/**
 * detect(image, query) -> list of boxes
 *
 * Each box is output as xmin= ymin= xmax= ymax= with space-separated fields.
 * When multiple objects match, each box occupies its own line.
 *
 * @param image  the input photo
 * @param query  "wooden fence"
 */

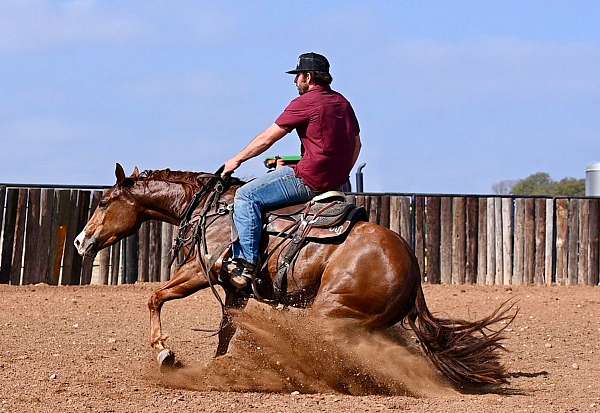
xmin=1 ymin=184 xmax=599 ymax=286
xmin=350 ymin=194 xmax=600 ymax=286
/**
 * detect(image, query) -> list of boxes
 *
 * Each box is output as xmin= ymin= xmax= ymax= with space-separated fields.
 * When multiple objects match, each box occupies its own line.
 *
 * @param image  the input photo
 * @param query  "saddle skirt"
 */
xmin=265 ymin=195 xmax=368 ymax=240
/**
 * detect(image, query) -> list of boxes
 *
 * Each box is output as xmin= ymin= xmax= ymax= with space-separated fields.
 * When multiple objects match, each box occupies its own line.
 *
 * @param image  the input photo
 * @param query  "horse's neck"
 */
xmin=137 ymin=180 xmax=196 ymax=225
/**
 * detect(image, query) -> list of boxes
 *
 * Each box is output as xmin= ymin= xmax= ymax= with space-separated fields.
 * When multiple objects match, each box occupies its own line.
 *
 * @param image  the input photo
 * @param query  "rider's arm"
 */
xmin=351 ymin=134 xmax=362 ymax=167
xmin=223 ymin=124 xmax=288 ymax=176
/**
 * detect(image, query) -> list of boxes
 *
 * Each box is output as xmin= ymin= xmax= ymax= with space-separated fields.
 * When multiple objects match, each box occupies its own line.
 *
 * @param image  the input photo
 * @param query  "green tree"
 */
xmin=509 ymin=172 xmax=585 ymax=196
xmin=511 ymin=172 xmax=553 ymax=196
xmin=551 ymin=178 xmax=585 ymax=196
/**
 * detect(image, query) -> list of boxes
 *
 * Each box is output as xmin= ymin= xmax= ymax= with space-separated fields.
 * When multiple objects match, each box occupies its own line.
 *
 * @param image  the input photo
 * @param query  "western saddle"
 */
xmin=263 ymin=191 xmax=368 ymax=299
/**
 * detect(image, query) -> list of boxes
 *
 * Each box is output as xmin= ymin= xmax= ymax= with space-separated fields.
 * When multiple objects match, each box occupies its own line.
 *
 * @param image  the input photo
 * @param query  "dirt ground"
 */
xmin=1 ymin=282 xmax=599 ymax=413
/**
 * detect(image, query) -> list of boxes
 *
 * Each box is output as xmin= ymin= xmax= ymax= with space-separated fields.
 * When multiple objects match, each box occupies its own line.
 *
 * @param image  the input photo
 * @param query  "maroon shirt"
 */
xmin=275 ymin=85 xmax=360 ymax=192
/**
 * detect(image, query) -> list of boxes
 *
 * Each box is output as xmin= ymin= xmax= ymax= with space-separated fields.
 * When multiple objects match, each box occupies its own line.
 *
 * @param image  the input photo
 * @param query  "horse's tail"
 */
xmin=407 ymin=282 xmax=517 ymax=387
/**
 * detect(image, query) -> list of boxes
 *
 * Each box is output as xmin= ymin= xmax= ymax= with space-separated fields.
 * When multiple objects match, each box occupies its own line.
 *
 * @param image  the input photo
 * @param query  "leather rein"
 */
xmin=170 ymin=165 xmax=232 ymax=335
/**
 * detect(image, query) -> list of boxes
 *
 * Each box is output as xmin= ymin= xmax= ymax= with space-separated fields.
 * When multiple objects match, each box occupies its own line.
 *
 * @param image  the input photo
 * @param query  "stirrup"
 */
xmin=230 ymin=274 xmax=251 ymax=289
xmin=223 ymin=258 xmax=255 ymax=289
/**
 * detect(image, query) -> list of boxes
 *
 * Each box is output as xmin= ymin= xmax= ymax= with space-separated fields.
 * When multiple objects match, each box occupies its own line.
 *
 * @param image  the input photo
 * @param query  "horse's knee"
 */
xmin=147 ymin=292 xmax=162 ymax=311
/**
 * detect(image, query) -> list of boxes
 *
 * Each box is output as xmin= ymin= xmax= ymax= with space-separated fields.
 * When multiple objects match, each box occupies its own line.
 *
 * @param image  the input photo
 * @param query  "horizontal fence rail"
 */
xmin=1 ymin=184 xmax=599 ymax=286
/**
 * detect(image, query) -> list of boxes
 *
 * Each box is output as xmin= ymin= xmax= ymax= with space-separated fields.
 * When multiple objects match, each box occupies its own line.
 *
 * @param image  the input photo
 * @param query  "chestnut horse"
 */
xmin=75 ymin=164 xmax=514 ymax=387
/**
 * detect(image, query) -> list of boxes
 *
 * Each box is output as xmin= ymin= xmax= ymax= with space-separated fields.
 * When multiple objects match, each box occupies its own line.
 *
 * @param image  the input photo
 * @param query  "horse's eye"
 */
xmin=98 ymin=200 xmax=109 ymax=208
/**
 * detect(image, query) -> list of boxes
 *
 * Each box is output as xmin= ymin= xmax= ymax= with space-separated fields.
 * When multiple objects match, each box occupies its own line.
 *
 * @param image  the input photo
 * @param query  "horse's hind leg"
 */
xmin=215 ymin=289 xmax=249 ymax=357
xmin=147 ymin=260 xmax=209 ymax=352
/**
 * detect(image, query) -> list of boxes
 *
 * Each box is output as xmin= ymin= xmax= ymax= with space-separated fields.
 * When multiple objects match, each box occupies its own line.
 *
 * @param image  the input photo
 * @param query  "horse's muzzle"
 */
xmin=74 ymin=231 xmax=97 ymax=257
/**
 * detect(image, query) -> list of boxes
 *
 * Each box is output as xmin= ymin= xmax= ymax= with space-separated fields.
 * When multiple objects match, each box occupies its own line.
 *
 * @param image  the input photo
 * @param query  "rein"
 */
xmin=170 ymin=165 xmax=232 ymax=336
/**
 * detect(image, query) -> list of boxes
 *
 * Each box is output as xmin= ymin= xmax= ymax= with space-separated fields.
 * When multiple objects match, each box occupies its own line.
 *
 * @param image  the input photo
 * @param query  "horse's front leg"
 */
xmin=147 ymin=260 xmax=208 ymax=367
xmin=215 ymin=288 xmax=249 ymax=357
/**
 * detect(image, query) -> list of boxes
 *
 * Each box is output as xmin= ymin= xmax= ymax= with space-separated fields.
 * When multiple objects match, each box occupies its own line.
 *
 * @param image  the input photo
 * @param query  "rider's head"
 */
xmin=286 ymin=52 xmax=333 ymax=95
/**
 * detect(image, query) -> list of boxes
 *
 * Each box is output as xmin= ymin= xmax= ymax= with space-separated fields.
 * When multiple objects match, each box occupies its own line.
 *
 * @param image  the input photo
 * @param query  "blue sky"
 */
xmin=1 ymin=0 xmax=599 ymax=193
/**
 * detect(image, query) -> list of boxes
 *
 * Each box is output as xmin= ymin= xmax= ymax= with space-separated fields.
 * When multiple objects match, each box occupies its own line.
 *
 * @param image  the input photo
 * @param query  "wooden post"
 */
xmin=120 ymin=240 xmax=127 ymax=284
xmin=523 ymin=198 xmax=535 ymax=285
xmin=10 ymin=189 xmax=28 ymax=285
xmin=125 ymin=233 xmax=139 ymax=284
xmin=97 ymin=248 xmax=110 ymax=285
xmin=49 ymin=190 xmax=71 ymax=285
xmin=0 ymin=186 xmax=4 ymax=281
xmin=578 ymin=200 xmax=589 ymax=285
xmin=138 ymin=221 xmax=149 ymax=282
xmin=110 ymin=241 xmax=121 ymax=285
xmin=534 ymin=199 xmax=546 ymax=285
xmin=465 ymin=198 xmax=478 ymax=284
xmin=73 ymin=191 xmax=91 ymax=282
xmin=23 ymin=189 xmax=41 ymax=284
xmin=389 ymin=197 xmax=401 ymax=235
xmin=545 ymin=199 xmax=555 ymax=285
xmin=161 ymin=223 xmax=173 ymax=282
xmin=0 ymin=189 xmax=18 ymax=284
xmin=513 ymin=199 xmax=525 ymax=285
xmin=81 ymin=190 xmax=101 ymax=285
xmin=567 ymin=199 xmax=579 ymax=285
xmin=425 ymin=197 xmax=441 ymax=284
xmin=369 ymin=196 xmax=380 ymax=224
xmin=415 ymin=196 xmax=425 ymax=280
xmin=451 ymin=197 xmax=466 ymax=284
xmin=148 ymin=220 xmax=161 ymax=282
xmin=0 ymin=186 xmax=5 ymax=256
xmin=354 ymin=195 xmax=364 ymax=209
xmin=494 ymin=198 xmax=503 ymax=285
xmin=501 ymin=198 xmax=513 ymax=285
xmin=37 ymin=189 xmax=55 ymax=283
xmin=555 ymin=199 xmax=569 ymax=285
xmin=477 ymin=198 xmax=487 ymax=284
xmin=440 ymin=197 xmax=452 ymax=284
xmin=62 ymin=191 xmax=83 ymax=285
xmin=363 ymin=196 xmax=371 ymax=223
xmin=486 ymin=198 xmax=495 ymax=285
xmin=380 ymin=195 xmax=390 ymax=229
xmin=0 ymin=186 xmax=4 ymax=240
xmin=170 ymin=226 xmax=180 ymax=277
xmin=400 ymin=197 xmax=412 ymax=246
xmin=588 ymin=199 xmax=599 ymax=286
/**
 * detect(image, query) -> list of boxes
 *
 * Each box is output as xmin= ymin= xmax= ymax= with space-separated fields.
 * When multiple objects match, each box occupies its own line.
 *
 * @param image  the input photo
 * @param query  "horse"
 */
xmin=75 ymin=163 xmax=515 ymax=387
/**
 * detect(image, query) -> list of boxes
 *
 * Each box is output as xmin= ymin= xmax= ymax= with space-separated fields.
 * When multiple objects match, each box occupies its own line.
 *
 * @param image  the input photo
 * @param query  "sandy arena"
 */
xmin=1 ymin=283 xmax=599 ymax=412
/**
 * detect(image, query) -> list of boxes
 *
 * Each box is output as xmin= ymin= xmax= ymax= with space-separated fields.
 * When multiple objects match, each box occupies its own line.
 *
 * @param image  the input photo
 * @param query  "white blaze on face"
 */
xmin=74 ymin=230 xmax=89 ymax=255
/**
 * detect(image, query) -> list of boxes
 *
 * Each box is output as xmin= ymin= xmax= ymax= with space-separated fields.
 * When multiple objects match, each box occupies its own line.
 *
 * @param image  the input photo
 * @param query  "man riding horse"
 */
xmin=222 ymin=52 xmax=362 ymax=289
xmin=74 ymin=53 xmax=514 ymax=385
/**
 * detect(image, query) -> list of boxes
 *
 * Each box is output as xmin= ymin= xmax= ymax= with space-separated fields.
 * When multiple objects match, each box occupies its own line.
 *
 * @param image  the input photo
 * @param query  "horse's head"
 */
xmin=75 ymin=163 xmax=144 ymax=256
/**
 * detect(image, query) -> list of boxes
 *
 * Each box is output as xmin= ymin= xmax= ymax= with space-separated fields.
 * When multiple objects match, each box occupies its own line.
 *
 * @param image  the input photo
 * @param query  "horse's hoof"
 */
xmin=157 ymin=349 xmax=175 ymax=372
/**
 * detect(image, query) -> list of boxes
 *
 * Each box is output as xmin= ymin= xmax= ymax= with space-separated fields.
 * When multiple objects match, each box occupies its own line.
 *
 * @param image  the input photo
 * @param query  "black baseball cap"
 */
xmin=286 ymin=52 xmax=330 ymax=74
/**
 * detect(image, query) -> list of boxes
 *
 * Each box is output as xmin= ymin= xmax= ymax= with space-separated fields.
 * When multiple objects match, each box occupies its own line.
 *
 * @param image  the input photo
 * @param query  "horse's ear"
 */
xmin=132 ymin=166 xmax=140 ymax=178
xmin=115 ymin=163 xmax=126 ymax=185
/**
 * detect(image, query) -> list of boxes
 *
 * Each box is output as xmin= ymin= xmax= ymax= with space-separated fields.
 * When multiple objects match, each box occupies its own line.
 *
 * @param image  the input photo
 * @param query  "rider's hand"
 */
xmin=222 ymin=158 xmax=241 ymax=178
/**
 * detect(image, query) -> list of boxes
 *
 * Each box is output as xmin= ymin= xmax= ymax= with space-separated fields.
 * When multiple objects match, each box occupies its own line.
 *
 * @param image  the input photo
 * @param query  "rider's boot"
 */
xmin=223 ymin=258 xmax=256 ymax=289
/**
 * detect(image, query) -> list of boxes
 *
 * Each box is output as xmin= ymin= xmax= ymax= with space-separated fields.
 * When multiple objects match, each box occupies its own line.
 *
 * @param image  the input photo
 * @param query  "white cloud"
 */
xmin=0 ymin=1 xmax=241 ymax=53
xmin=0 ymin=0 xmax=146 ymax=52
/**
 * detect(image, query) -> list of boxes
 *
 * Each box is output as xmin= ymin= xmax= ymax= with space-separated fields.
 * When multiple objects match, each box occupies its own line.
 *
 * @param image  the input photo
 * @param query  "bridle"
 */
xmin=170 ymin=165 xmax=233 ymax=335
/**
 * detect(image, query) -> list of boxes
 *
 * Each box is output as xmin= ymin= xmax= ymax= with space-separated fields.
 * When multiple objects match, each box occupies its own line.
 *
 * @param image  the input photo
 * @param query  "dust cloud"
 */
xmin=156 ymin=302 xmax=454 ymax=396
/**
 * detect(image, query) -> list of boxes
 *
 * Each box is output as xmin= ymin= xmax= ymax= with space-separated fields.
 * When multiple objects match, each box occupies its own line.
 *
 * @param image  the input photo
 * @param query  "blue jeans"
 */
xmin=232 ymin=166 xmax=315 ymax=264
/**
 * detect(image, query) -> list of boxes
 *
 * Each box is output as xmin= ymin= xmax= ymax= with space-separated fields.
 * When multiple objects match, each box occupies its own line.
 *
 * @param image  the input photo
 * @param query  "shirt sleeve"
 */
xmin=275 ymin=97 xmax=310 ymax=132
xmin=348 ymin=103 xmax=360 ymax=135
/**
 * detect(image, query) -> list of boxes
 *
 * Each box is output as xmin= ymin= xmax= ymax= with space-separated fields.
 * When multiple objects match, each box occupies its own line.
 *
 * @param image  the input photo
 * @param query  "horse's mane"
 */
xmin=137 ymin=169 xmax=245 ymax=187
